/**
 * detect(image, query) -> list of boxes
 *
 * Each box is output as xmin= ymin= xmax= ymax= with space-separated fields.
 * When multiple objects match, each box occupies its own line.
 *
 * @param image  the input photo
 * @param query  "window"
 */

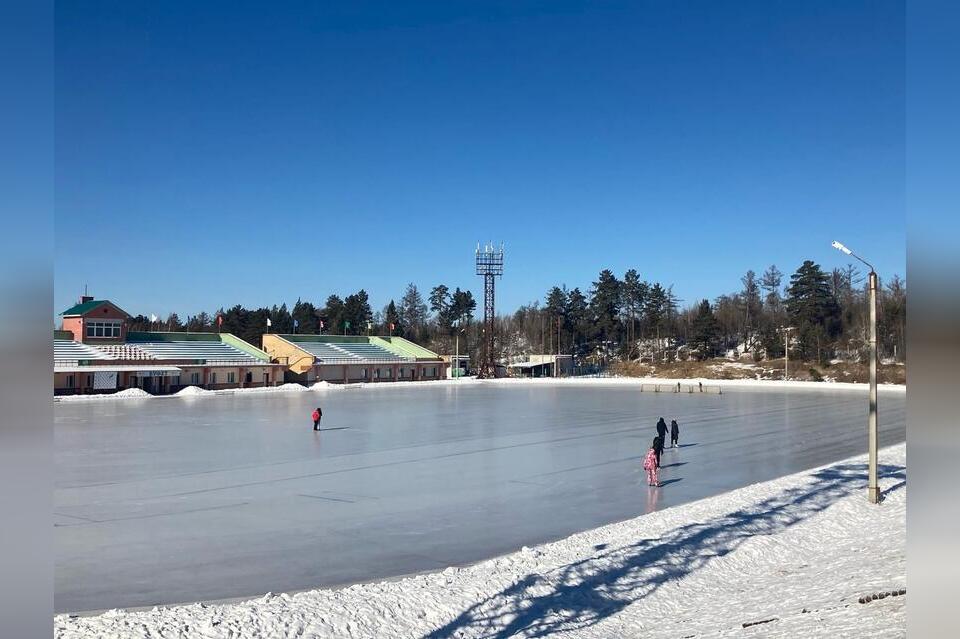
xmin=86 ymin=320 xmax=121 ymax=338
xmin=400 ymin=368 xmax=405 ymax=378
xmin=86 ymin=375 xmax=93 ymax=387
xmin=227 ymin=372 xmax=236 ymax=384
xmin=66 ymin=375 xmax=74 ymax=388
xmin=190 ymin=372 xmax=199 ymax=385
xmin=172 ymin=376 xmax=181 ymax=386
xmin=210 ymin=372 xmax=217 ymax=384
xmin=375 ymin=369 xmax=380 ymax=379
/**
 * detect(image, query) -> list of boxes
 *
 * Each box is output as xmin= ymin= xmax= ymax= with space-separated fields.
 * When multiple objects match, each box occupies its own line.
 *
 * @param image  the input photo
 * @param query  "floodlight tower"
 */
xmin=475 ymin=242 xmax=504 ymax=378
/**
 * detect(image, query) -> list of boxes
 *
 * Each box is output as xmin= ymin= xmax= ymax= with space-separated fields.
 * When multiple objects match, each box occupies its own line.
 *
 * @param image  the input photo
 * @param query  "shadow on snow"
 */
xmin=423 ymin=461 xmax=906 ymax=639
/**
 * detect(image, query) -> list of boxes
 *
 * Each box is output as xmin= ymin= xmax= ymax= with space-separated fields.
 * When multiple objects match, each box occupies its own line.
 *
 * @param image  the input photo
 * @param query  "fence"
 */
xmin=639 ymin=382 xmax=722 ymax=394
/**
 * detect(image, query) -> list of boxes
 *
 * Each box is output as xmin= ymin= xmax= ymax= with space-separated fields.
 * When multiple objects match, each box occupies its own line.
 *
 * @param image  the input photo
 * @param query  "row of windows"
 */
xmin=361 ymin=367 xmax=438 ymax=378
xmin=85 ymin=321 xmax=122 ymax=338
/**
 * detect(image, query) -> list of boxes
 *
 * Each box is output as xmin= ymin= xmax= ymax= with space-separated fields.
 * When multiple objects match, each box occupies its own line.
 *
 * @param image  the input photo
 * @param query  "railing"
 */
xmin=640 ymin=383 xmax=722 ymax=394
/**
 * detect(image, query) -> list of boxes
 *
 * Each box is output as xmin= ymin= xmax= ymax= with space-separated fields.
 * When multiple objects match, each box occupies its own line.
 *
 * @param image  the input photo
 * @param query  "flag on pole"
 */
xmin=389 ymin=323 xmax=395 ymax=331
xmin=150 ymin=313 xmax=158 ymax=323
xmin=319 ymin=320 xmax=324 ymax=329
xmin=266 ymin=317 xmax=272 ymax=327
xmin=217 ymin=315 xmax=223 ymax=328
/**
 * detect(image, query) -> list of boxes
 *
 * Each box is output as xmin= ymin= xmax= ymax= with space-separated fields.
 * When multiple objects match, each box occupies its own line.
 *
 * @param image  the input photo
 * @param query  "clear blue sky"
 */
xmin=55 ymin=1 xmax=904 ymax=319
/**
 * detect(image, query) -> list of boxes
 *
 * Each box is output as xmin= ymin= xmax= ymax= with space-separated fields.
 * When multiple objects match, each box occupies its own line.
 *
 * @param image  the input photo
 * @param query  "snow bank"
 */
xmin=55 ymin=375 xmax=905 ymax=403
xmin=173 ymin=386 xmax=211 ymax=397
xmin=55 ymin=444 xmax=906 ymax=638
xmin=56 ymin=387 xmax=152 ymax=402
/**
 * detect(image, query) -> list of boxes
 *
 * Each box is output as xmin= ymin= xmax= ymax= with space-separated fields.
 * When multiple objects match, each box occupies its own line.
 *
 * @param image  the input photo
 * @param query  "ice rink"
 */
xmin=54 ymin=383 xmax=906 ymax=613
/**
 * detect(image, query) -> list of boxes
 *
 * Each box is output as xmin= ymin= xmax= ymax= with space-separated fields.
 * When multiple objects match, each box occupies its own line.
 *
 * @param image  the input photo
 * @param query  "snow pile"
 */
xmin=174 ymin=386 xmax=211 ymax=397
xmin=57 ymin=388 xmax=152 ymax=402
xmin=233 ymin=383 xmax=310 ymax=394
xmin=55 ymin=444 xmax=906 ymax=638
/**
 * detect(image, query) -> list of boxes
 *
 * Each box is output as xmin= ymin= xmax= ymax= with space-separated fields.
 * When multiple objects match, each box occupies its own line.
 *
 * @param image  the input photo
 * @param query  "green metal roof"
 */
xmin=60 ymin=299 xmax=130 ymax=317
xmin=61 ymin=300 xmax=108 ymax=316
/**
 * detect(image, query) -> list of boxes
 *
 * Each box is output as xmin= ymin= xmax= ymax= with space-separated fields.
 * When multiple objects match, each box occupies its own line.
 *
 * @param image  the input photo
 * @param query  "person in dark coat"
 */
xmin=656 ymin=417 xmax=668 ymax=443
xmin=312 ymin=406 xmax=322 ymax=431
xmin=670 ymin=419 xmax=680 ymax=448
xmin=652 ymin=435 xmax=664 ymax=467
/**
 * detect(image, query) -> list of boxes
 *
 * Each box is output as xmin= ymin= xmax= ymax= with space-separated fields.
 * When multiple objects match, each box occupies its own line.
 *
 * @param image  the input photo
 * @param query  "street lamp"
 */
xmin=453 ymin=318 xmax=465 ymax=380
xmin=832 ymin=240 xmax=880 ymax=504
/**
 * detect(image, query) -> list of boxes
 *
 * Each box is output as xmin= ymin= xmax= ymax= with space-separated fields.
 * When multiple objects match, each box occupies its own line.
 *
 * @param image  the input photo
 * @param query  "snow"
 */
xmin=56 ymin=387 xmax=152 ymax=401
xmin=54 ymin=375 xmax=906 ymax=403
xmin=54 ymin=443 xmax=906 ymax=638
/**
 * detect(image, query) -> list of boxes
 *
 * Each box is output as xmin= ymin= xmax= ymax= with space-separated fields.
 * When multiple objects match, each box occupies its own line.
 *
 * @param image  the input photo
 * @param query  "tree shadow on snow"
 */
xmin=422 ymin=461 xmax=906 ymax=639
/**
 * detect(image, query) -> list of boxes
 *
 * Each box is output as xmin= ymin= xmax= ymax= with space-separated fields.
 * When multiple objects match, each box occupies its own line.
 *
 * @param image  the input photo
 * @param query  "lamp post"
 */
xmin=780 ymin=326 xmax=795 ymax=380
xmin=832 ymin=240 xmax=880 ymax=504
xmin=454 ymin=319 xmax=464 ymax=380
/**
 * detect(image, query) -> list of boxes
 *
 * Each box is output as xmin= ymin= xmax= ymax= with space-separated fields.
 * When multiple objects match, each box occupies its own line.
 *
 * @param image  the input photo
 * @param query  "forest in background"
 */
xmin=123 ymin=259 xmax=906 ymax=371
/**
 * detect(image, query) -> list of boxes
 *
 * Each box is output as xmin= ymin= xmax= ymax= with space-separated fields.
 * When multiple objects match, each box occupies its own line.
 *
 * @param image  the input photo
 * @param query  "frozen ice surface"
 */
xmin=54 ymin=383 xmax=905 ymax=613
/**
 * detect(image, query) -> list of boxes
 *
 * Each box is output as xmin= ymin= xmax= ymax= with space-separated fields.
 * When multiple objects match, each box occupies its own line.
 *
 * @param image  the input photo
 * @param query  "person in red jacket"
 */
xmin=312 ymin=407 xmax=322 ymax=431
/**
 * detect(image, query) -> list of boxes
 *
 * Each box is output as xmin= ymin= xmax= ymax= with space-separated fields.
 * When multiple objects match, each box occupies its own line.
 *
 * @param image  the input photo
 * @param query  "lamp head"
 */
xmin=831 ymin=240 xmax=852 ymax=255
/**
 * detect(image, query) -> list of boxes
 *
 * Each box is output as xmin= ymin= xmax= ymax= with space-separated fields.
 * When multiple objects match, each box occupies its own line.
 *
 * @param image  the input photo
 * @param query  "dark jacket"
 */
xmin=670 ymin=421 xmax=679 ymax=438
xmin=656 ymin=418 xmax=668 ymax=439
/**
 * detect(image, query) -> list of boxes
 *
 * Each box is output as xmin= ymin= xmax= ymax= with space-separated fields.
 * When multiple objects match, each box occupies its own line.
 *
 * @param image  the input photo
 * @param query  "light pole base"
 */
xmin=868 ymin=486 xmax=881 ymax=504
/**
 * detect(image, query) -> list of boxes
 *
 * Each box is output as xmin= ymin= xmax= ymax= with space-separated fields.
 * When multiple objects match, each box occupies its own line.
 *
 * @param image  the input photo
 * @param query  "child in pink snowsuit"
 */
xmin=643 ymin=442 xmax=660 ymax=486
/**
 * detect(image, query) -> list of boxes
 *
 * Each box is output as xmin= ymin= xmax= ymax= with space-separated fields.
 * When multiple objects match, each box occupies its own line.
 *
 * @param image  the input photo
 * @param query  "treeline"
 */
xmin=495 ymin=260 xmax=905 ymax=366
xmin=127 ymin=259 xmax=905 ymax=366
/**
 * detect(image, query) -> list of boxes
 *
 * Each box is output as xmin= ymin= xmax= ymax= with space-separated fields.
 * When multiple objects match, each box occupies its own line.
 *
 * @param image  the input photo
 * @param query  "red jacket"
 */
xmin=311 ymin=410 xmax=320 ymax=421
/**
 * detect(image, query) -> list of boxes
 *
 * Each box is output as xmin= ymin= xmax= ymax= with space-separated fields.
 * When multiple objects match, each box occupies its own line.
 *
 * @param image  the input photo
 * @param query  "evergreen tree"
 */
xmin=785 ymin=260 xmax=841 ymax=363
xmin=383 ymin=300 xmax=402 ymax=335
xmin=760 ymin=264 xmax=783 ymax=309
xmin=589 ymin=269 xmax=621 ymax=343
xmin=566 ymin=288 xmax=589 ymax=355
xmin=621 ymin=269 xmax=645 ymax=352
xmin=292 ymin=299 xmax=319 ymax=334
xmin=165 ymin=313 xmax=183 ymax=331
xmin=690 ymin=300 xmax=720 ymax=359
xmin=450 ymin=288 xmax=477 ymax=325
xmin=429 ymin=284 xmax=454 ymax=331
xmin=740 ymin=270 xmax=762 ymax=348
xmin=343 ymin=290 xmax=373 ymax=334
xmin=319 ymin=295 xmax=343 ymax=334
xmin=399 ymin=283 xmax=428 ymax=340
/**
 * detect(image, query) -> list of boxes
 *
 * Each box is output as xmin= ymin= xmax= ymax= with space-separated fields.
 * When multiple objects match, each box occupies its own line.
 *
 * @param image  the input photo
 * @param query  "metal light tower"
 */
xmin=476 ymin=242 xmax=504 ymax=378
xmin=832 ymin=240 xmax=880 ymax=504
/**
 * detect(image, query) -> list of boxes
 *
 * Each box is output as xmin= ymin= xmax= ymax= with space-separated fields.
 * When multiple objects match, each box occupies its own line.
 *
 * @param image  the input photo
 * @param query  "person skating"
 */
xmin=653 ymin=434 xmax=664 ymax=467
xmin=656 ymin=417 xmax=668 ymax=443
xmin=670 ymin=419 xmax=680 ymax=448
xmin=643 ymin=438 xmax=661 ymax=487
xmin=312 ymin=406 xmax=322 ymax=431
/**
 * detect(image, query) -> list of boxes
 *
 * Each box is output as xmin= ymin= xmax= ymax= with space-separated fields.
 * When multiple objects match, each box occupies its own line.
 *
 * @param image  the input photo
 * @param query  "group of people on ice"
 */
xmin=643 ymin=416 xmax=680 ymax=487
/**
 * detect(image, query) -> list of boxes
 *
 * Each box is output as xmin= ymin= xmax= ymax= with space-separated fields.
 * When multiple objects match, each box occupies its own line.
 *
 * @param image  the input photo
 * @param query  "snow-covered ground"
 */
xmin=54 ymin=444 xmax=906 ymax=638
xmin=54 ymin=375 xmax=906 ymax=403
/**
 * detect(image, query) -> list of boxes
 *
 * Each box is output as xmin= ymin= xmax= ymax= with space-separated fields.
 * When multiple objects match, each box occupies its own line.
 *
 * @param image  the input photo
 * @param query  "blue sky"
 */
xmin=54 ymin=1 xmax=904 ymax=319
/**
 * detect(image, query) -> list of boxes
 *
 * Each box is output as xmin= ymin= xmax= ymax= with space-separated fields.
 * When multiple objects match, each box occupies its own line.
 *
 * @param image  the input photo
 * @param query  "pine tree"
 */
xmin=589 ymin=270 xmax=621 ymax=344
xmin=399 ymin=283 xmax=428 ymax=341
xmin=785 ymin=260 xmax=841 ymax=363
xmin=383 ymin=300 xmax=402 ymax=335
xmin=292 ymin=299 xmax=319 ymax=334
xmin=690 ymin=300 xmax=720 ymax=360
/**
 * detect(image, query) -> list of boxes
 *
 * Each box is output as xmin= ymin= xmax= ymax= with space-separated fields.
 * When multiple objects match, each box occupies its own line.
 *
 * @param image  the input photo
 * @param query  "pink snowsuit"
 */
xmin=642 ymin=448 xmax=659 ymax=485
